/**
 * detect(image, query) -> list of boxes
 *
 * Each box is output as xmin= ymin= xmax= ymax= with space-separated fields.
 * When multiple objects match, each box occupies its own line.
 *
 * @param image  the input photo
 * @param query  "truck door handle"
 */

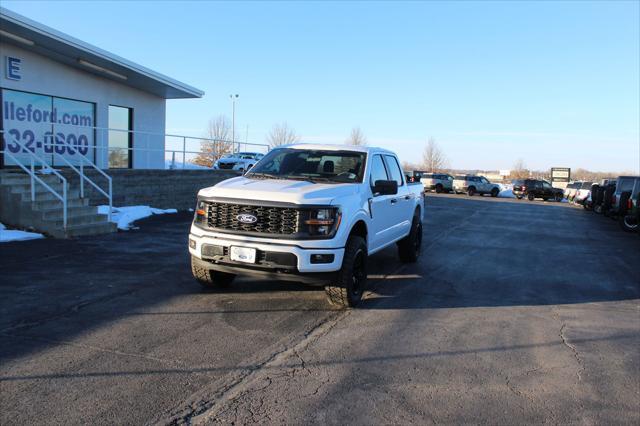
xmin=390 ymin=198 xmax=397 ymax=204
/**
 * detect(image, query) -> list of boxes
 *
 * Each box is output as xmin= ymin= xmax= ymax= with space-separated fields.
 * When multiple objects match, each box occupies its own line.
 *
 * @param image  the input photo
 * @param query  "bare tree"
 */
xmin=192 ymin=115 xmax=233 ymax=167
xmin=266 ymin=122 xmax=300 ymax=148
xmin=422 ymin=137 xmax=447 ymax=172
xmin=509 ymin=158 xmax=530 ymax=179
xmin=402 ymin=161 xmax=420 ymax=172
xmin=345 ymin=127 xmax=367 ymax=146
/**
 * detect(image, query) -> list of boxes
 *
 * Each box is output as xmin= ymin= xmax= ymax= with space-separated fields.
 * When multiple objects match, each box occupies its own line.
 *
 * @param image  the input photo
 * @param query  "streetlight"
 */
xmin=230 ymin=94 xmax=239 ymax=152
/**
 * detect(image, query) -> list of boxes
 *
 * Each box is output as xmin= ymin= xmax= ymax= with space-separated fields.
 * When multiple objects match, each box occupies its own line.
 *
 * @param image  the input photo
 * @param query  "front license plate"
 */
xmin=229 ymin=246 xmax=257 ymax=263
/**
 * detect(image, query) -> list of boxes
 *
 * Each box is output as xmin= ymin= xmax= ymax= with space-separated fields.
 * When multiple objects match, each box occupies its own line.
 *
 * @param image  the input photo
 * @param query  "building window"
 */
xmin=1 ymin=88 xmax=95 ymax=168
xmin=108 ymin=105 xmax=132 ymax=168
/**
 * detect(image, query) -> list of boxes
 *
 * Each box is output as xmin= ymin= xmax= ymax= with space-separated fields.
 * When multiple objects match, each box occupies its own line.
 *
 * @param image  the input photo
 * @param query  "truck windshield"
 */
xmin=246 ymin=148 xmax=367 ymax=183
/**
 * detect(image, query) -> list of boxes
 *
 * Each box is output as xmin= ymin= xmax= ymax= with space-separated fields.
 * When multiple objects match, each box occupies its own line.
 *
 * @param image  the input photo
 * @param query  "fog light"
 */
xmin=310 ymin=253 xmax=335 ymax=264
xmin=189 ymin=239 xmax=196 ymax=249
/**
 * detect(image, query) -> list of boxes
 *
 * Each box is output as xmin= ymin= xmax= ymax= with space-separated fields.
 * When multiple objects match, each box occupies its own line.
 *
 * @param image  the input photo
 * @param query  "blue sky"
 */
xmin=4 ymin=0 xmax=639 ymax=172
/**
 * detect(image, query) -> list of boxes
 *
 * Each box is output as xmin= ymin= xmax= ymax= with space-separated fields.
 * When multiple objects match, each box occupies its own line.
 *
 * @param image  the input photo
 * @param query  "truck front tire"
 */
xmin=325 ymin=236 xmax=367 ymax=308
xmin=191 ymin=256 xmax=235 ymax=288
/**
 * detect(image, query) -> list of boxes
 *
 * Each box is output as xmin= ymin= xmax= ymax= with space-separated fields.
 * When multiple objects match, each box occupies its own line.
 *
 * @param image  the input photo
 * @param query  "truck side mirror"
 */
xmin=373 ymin=180 xmax=398 ymax=195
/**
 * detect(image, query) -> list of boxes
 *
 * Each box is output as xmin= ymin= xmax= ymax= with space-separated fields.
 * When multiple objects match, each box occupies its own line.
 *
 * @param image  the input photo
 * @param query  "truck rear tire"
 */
xmin=491 ymin=188 xmax=499 ymax=197
xmin=325 ymin=236 xmax=367 ymax=308
xmin=528 ymin=193 xmax=535 ymax=201
xmin=435 ymin=184 xmax=443 ymax=193
xmin=467 ymin=187 xmax=476 ymax=196
xmin=398 ymin=214 xmax=423 ymax=263
xmin=191 ymin=256 xmax=235 ymax=288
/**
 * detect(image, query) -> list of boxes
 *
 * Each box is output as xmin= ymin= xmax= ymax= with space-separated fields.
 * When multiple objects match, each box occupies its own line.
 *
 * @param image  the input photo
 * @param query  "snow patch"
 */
xmin=0 ymin=223 xmax=45 ymax=242
xmin=497 ymin=184 xmax=515 ymax=198
xmin=97 ymin=205 xmax=177 ymax=230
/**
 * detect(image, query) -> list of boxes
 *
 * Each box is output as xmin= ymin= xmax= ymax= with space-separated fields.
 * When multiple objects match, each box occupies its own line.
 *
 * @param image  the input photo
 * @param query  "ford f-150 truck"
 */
xmin=189 ymin=144 xmax=425 ymax=307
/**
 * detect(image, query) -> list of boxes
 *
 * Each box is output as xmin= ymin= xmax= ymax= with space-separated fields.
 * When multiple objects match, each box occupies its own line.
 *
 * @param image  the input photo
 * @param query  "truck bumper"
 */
xmin=189 ymin=231 xmax=345 ymax=277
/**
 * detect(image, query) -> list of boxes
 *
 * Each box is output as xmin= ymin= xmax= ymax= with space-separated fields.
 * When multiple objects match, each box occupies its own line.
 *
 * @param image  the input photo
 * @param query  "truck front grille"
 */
xmin=205 ymin=202 xmax=301 ymax=235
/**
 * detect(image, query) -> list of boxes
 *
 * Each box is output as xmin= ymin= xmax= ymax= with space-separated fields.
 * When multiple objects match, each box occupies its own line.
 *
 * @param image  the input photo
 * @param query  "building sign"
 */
xmin=550 ymin=167 xmax=571 ymax=183
xmin=1 ymin=88 xmax=95 ymax=167
xmin=5 ymin=56 xmax=21 ymax=80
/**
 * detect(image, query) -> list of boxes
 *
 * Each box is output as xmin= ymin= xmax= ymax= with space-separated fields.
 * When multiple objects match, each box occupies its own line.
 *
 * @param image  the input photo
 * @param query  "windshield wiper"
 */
xmin=285 ymin=176 xmax=322 ymax=183
xmin=246 ymin=172 xmax=281 ymax=180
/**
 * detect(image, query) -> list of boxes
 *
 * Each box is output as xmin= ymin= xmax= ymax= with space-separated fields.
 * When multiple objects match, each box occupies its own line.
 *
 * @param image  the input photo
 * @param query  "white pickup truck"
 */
xmin=189 ymin=144 xmax=425 ymax=307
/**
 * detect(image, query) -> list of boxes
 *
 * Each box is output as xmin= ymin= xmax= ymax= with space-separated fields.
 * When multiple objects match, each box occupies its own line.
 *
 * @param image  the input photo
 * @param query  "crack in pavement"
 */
xmin=156 ymin=264 xmax=409 ymax=425
xmin=155 ymin=310 xmax=349 ymax=425
xmin=559 ymin=323 xmax=585 ymax=382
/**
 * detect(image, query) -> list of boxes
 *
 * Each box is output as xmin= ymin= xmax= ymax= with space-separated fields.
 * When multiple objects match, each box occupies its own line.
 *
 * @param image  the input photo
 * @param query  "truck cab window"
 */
xmin=384 ymin=155 xmax=404 ymax=186
xmin=370 ymin=155 xmax=389 ymax=189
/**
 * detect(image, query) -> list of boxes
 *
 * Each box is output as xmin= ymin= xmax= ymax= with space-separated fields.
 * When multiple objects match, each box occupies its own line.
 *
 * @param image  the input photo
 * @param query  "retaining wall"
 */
xmin=59 ymin=169 xmax=240 ymax=210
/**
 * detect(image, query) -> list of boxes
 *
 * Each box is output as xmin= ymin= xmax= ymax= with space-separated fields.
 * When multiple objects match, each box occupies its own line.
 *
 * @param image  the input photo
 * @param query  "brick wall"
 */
xmin=59 ymin=169 xmax=240 ymax=210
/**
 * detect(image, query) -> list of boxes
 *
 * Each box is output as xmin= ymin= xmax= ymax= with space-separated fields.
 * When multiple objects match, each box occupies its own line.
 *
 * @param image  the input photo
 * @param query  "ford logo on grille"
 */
xmin=237 ymin=213 xmax=258 ymax=224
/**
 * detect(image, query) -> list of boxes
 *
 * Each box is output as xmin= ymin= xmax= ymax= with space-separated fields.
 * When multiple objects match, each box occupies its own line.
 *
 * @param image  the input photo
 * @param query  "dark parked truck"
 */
xmin=189 ymin=144 xmax=425 ymax=308
xmin=512 ymin=179 xmax=564 ymax=201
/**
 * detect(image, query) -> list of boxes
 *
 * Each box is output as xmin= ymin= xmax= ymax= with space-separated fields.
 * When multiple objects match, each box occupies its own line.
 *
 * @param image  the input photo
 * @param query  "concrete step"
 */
xmin=43 ymin=213 xmax=110 ymax=228
xmin=5 ymin=181 xmax=73 ymax=193
xmin=40 ymin=205 xmax=99 ymax=221
xmin=0 ymin=173 xmax=64 ymax=186
xmin=17 ymin=188 xmax=81 ymax=203
xmin=31 ymin=198 xmax=89 ymax=210
xmin=54 ymin=221 xmax=117 ymax=239
xmin=1 ymin=171 xmax=116 ymax=239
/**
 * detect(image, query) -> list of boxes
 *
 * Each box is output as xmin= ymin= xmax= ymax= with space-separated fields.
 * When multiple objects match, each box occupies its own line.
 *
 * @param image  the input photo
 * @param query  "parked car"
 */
xmin=213 ymin=152 xmax=265 ymax=172
xmin=583 ymin=184 xmax=599 ymax=210
xmin=421 ymin=173 xmax=453 ymax=193
xmin=563 ymin=182 xmax=582 ymax=201
xmin=512 ymin=179 xmax=563 ymax=201
xmin=453 ymin=175 xmax=500 ymax=197
xmin=600 ymin=182 xmax=618 ymax=216
xmin=189 ymin=144 xmax=425 ymax=308
xmin=574 ymin=181 xmax=594 ymax=205
xmin=610 ymin=176 xmax=640 ymax=217
xmin=619 ymin=184 xmax=640 ymax=233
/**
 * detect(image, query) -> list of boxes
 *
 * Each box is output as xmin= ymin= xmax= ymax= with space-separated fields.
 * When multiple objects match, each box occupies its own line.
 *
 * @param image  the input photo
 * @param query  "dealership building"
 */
xmin=0 ymin=7 xmax=203 ymax=170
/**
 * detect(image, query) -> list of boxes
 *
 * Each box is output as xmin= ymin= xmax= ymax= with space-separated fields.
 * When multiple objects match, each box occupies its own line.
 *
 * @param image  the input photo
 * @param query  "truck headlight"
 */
xmin=194 ymin=200 xmax=207 ymax=225
xmin=304 ymin=208 xmax=341 ymax=236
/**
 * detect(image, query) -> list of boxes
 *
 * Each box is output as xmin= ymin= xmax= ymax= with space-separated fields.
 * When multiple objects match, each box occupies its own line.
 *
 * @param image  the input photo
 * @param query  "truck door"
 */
xmin=383 ymin=155 xmax=413 ymax=240
xmin=368 ymin=154 xmax=397 ymax=252
xmin=480 ymin=177 xmax=490 ymax=193
xmin=542 ymin=181 xmax=553 ymax=198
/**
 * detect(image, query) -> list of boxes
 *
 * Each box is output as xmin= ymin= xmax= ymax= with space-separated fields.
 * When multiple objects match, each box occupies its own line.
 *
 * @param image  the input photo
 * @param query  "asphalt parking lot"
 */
xmin=1 ymin=194 xmax=639 ymax=425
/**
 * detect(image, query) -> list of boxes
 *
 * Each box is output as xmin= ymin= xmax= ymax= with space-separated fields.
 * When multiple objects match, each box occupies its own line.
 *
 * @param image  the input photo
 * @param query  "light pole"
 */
xmin=230 ymin=94 xmax=239 ymax=152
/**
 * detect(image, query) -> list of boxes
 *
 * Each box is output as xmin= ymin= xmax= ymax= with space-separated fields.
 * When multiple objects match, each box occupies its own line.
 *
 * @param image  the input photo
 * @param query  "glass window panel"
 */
xmin=52 ymin=97 xmax=95 ymax=166
xmin=108 ymin=105 xmax=131 ymax=168
xmin=1 ymin=89 xmax=52 ymax=165
xmin=370 ymin=155 xmax=388 ymax=187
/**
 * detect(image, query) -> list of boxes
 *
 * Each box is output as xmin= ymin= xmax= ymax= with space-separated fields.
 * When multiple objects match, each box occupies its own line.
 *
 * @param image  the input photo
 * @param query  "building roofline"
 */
xmin=0 ymin=7 xmax=204 ymax=99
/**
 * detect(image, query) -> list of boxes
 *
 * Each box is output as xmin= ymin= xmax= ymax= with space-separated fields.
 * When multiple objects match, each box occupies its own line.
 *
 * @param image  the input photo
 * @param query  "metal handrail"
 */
xmin=0 ymin=131 xmax=68 ymax=228
xmin=46 ymin=146 xmax=112 ymax=222
xmin=41 ymin=134 xmax=113 ymax=221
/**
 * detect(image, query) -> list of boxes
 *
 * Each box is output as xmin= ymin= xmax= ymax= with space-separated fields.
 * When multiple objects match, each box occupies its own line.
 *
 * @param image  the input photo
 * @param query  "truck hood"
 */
xmin=198 ymin=176 xmax=359 ymax=205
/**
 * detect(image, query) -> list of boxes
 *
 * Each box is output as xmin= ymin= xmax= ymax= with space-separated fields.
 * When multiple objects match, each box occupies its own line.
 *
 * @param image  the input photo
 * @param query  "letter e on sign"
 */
xmin=5 ymin=56 xmax=22 ymax=81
